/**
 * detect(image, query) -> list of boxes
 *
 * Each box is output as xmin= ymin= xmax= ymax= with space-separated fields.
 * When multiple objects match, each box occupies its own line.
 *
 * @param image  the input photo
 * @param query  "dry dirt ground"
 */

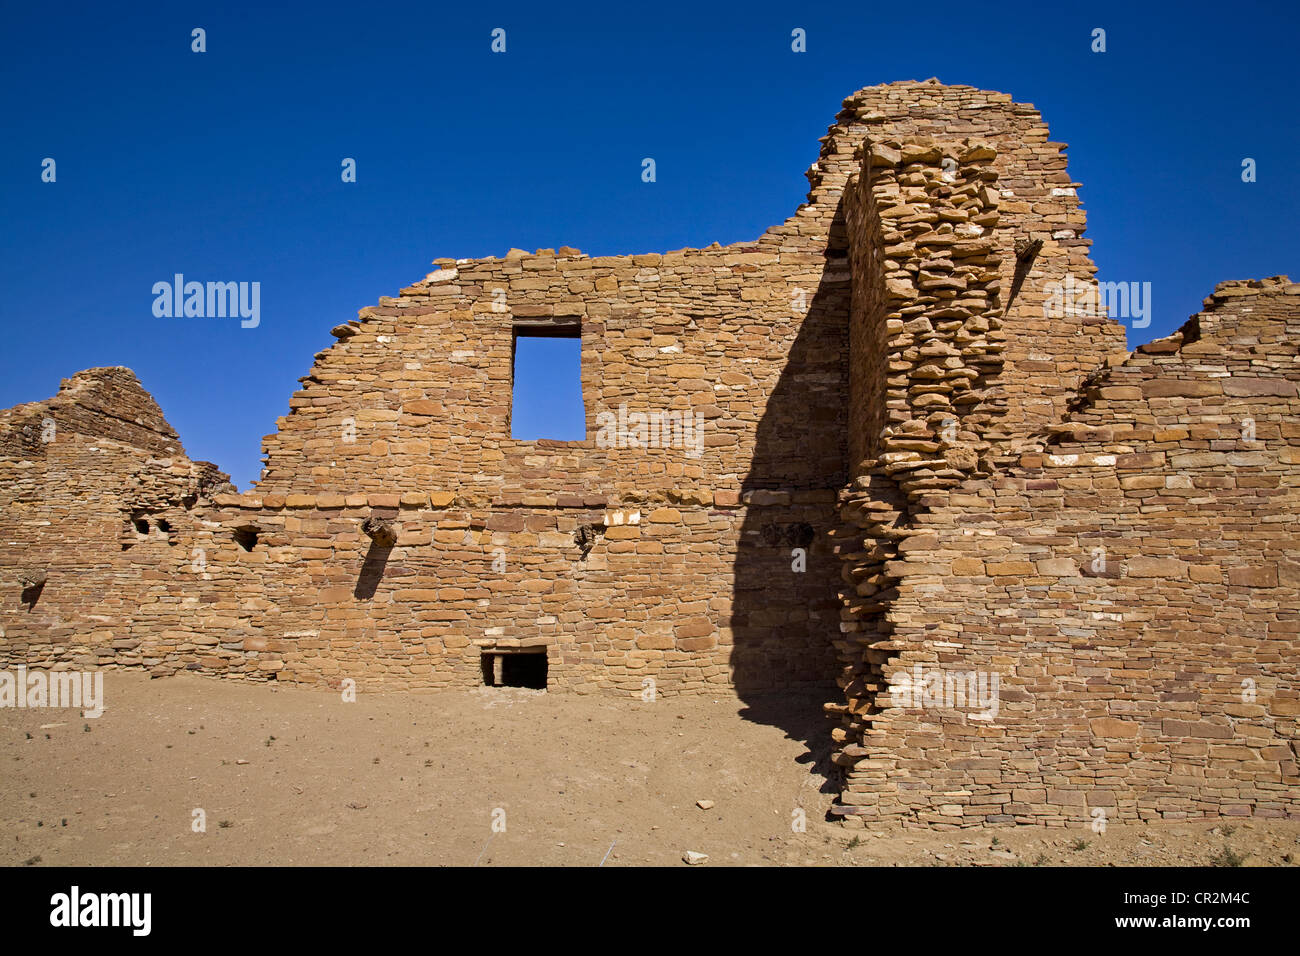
xmin=3 ymin=671 xmax=1297 ymax=867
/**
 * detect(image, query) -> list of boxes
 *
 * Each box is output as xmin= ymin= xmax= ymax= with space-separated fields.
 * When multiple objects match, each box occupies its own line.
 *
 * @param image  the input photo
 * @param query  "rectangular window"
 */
xmin=511 ymin=322 xmax=584 ymax=440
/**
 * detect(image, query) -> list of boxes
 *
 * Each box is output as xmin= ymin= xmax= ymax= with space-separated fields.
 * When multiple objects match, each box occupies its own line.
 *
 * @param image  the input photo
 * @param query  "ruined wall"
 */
xmin=92 ymin=80 xmax=1094 ymax=696
xmin=2 ymin=80 xmax=1296 ymax=826
xmin=168 ymin=79 xmax=1116 ymax=697
xmin=1 ymin=71 xmax=874 ymax=696
xmin=0 ymin=364 xmax=843 ymax=693
xmin=175 ymin=234 xmax=852 ymax=693
xmin=832 ymin=278 xmax=1300 ymax=826
xmin=0 ymin=369 xmax=230 ymax=671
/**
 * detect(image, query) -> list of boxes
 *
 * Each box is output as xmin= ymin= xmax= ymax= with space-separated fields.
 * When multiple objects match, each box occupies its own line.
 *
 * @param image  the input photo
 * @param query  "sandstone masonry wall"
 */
xmin=832 ymin=278 xmax=1300 ymax=826
xmin=0 ymin=369 xmax=230 ymax=670
xmin=2 ymin=81 xmax=1295 ymax=827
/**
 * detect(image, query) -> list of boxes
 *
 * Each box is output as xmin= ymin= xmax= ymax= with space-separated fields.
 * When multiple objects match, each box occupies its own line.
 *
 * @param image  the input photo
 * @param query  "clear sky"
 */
xmin=1 ymin=1 xmax=1295 ymax=488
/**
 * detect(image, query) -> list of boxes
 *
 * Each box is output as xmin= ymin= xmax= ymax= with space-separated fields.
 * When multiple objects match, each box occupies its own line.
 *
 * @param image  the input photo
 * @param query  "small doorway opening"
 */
xmin=481 ymin=648 xmax=548 ymax=689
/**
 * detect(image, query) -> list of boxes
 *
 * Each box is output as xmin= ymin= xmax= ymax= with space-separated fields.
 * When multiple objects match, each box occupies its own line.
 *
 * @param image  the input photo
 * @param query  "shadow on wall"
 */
xmin=731 ymin=259 xmax=851 ymax=795
xmin=355 ymin=541 xmax=394 ymax=600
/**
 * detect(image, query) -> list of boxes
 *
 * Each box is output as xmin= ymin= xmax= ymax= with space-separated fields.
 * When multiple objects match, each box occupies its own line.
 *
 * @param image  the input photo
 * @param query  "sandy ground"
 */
xmin=2 ymin=671 xmax=1297 ymax=867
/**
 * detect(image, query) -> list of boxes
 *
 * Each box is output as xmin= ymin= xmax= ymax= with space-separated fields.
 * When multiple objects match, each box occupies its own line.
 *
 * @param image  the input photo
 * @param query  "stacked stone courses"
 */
xmin=2 ymin=80 xmax=1296 ymax=826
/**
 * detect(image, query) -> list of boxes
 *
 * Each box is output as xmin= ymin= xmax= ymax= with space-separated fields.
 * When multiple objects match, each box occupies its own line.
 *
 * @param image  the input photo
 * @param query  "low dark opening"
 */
xmin=133 ymin=518 xmax=149 ymax=534
xmin=157 ymin=519 xmax=171 ymax=533
xmin=481 ymin=650 xmax=548 ymax=689
xmin=503 ymin=653 xmax=548 ymax=689
xmin=233 ymin=527 xmax=259 ymax=551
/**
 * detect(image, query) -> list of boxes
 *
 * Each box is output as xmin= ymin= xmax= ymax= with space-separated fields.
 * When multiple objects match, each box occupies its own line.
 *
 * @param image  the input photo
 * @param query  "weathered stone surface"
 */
xmin=2 ymin=81 xmax=1297 ymax=833
xmin=834 ymin=266 xmax=1299 ymax=828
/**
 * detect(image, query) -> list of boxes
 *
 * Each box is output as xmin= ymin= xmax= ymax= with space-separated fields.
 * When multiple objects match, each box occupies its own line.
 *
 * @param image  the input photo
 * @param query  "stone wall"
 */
xmin=2 ymin=80 xmax=1296 ymax=826
xmin=0 ymin=364 xmax=843 ymax=694
xmin=831 ymin=278 xmax=1300 ymax=826
xmin=0 ymin=369 xmax=230 ymax=671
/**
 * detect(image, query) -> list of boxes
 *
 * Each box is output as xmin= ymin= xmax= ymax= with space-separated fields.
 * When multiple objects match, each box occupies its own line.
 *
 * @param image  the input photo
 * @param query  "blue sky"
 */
xmin=1 ymin=1 xmax=1295 ymax=487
